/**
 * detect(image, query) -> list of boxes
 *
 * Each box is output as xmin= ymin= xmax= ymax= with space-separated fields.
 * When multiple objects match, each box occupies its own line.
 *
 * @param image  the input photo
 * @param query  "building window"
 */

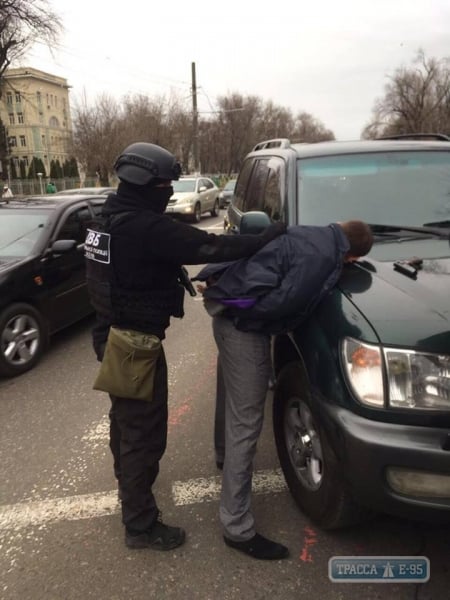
xmin=8 ymin=113 xmax=14 ymax=124
xmin=37 ymin=91 xmax=42 ymax=104
xmin=49 ymin=116 xmax=60 ymax=127
xmin=20 ymin=135 xmax=26 ymax=147
xmin=42 ymin=135 xmax=46 ymax=147
xmin=9 ymin=136 xmax=17 ymax=147
xmin=6 ymin=92 xmax=12 ymax=104
xmin=15 ymin=92 xmax=21 ymax=103
xmin=22 ymin=156 xmax=29 ymax=167
xmin=17 ymin=112 xmax=24 ymax=124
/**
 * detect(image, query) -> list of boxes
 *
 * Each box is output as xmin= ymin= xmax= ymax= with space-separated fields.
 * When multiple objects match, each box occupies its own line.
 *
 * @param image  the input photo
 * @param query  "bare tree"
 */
xmin=292 ymin=111 xmax=335 ymax=142
xmin=72 ymin=93 xmax=125 ymax=185
xmin=0 ymin=0 xmax=62 ymax=82
xmin=363 ymin=50 xmax=450 ymax=138
xmin=211 ymin=93 xmax=264 ymax=175
xmin=70 ymin=89 xmax=336 ymax=180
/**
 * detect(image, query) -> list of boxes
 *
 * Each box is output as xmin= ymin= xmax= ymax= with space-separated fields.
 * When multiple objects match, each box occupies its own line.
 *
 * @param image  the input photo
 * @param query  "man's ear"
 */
xmin=344 ymin=254 xmax=359 ymax=263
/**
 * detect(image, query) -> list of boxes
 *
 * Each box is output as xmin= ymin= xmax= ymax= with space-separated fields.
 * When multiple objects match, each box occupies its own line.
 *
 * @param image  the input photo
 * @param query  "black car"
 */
xmin=226 ymin=136 xmax=450 ymax=528
xmin=0 ymin=194 xmax=106 ymax=377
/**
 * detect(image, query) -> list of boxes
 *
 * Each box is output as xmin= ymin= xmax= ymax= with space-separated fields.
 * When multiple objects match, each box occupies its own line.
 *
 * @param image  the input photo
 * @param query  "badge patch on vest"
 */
xmin=85 ymin=228 xmax=111 ymax=264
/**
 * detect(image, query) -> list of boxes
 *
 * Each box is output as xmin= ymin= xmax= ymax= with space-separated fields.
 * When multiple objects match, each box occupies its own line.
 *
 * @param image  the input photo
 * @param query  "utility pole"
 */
xmin=191 ymin=62 xmax=199 ymax=174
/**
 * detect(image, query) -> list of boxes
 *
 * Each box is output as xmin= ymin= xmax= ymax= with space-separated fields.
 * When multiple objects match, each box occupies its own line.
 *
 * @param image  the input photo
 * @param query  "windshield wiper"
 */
xmin=423 ymin=220 xmax=450 ymax=228
xmin=369 ymin=223 xmax=449 ymax=239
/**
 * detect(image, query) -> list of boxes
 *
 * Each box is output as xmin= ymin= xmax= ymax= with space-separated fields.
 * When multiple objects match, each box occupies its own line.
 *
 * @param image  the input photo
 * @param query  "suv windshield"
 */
xmin=0 ymin=210 xmax=48 ymax=257
xmin=297 ymin=151 xmax=450 ymax=227
xmin=173 ymin=179 xmax=196 ymax=193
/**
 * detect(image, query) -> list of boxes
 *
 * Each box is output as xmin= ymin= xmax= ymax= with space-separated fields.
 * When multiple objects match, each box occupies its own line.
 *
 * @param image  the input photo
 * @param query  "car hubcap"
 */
xmin=2 ymin=314 xmax=40 ymax=367
xmin=284 ymin=397 xmax=323 ymax=490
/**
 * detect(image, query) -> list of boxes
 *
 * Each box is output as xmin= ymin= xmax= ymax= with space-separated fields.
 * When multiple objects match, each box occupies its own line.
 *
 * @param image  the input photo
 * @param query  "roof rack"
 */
xmin=252 ymin=138 xmax=291 ymax=151
xmin=376 ymin=133 xmax=450 ymax=141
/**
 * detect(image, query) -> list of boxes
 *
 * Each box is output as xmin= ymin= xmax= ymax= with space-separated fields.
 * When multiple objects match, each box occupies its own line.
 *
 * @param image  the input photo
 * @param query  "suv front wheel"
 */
xmin=273 ymin=362 xmax=370 ymax=529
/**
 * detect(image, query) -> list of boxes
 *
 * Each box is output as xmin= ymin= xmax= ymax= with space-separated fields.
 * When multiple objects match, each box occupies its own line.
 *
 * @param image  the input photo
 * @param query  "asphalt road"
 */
xmin=0 ymin=214 xmax=449 ymax=600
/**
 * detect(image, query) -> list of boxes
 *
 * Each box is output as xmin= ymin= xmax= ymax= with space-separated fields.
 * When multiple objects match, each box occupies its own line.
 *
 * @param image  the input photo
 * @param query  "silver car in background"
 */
xmin=165 ymin=176 xmax=220 ymax=223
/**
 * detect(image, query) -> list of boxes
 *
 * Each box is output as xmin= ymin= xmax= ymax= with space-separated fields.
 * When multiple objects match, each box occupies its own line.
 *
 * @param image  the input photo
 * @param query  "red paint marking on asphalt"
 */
xmin=167 ymin=354 xmax=217 ymax=432
xmin=299 ymin=526 xmax=318 ymax=563
xmin=168 ymin=403 xmax=191 ymax=428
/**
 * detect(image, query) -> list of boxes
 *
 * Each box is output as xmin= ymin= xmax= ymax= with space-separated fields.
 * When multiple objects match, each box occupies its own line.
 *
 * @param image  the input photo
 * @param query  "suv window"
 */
xmin=233 ymin=159 xmax=255 ymax=211
xmin=235 ymin=157 xmax=284 ymax=220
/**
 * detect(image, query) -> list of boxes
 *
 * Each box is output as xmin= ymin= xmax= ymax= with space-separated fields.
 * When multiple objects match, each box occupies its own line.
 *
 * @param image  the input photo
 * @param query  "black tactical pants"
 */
xmin=108 ymin=348 xmax=168 ymax=533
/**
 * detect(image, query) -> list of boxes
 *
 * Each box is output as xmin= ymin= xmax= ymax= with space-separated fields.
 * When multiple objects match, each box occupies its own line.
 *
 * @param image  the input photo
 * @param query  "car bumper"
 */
xmin=165 ymin=202 xmax=195 ymax=215
xmin=324 ymin=404 xmax=450 ymax=521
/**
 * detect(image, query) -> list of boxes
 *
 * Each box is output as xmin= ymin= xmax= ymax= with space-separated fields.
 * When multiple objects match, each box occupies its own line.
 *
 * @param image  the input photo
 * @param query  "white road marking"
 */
xmin=173 ymin=468 xmax=287 ymax=506
xmin=0 ymin=469 xmax=286 ymax=532
xmin=0 ymin=491 xmax=119 ymax=532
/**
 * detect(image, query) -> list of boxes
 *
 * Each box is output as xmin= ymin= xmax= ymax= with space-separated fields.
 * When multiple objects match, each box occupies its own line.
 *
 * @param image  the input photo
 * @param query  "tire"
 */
xmin=273 ymin=362 xmax=370 ymax=529
xmin=0 ymin=303 xmax=47 ymax=377
xmin=210 ymin=198 xmax=220 ymax=217
xmin=190 ymin=202 xmax=201 ymax=223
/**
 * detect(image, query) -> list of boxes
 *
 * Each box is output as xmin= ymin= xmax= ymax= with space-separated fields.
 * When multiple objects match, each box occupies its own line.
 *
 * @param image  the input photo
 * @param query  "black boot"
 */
xmin=126 ymin=515 xmax=185 ymax=551
xmin=224 ymin=533 xmax=289 ymax=560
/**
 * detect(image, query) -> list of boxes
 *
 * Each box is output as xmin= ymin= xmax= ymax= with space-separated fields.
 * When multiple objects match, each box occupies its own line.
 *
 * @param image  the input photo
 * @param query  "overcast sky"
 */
xmin=25 ymin=0 xmax=450 ymax=140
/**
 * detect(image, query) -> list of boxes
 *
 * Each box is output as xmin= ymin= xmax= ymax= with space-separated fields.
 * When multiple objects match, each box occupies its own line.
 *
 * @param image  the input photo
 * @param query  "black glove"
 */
xmin=259 ymin=221 xmax=287 ymax=244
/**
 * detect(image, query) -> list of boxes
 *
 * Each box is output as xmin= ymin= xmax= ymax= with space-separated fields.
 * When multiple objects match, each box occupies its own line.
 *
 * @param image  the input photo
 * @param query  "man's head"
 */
xmin=114 ymin=142 xmax=181 ymax=187
xmin=338 ymin=220 xmax=374 ymax=262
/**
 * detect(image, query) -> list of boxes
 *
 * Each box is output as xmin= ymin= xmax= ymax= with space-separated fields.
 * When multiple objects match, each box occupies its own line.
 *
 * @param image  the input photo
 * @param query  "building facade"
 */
xmin=0 ymin=67 xmax=73 ymax=178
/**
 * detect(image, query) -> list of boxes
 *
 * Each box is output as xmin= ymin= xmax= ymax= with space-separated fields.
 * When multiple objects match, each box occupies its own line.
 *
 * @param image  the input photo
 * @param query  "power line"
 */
xmin=31 ymin=40 xmax=190 ymax=89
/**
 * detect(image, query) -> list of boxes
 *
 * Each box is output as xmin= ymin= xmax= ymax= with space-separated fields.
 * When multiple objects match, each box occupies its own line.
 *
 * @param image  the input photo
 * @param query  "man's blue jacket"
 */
xmin=194 ymin=223 xmax=349 ymax=335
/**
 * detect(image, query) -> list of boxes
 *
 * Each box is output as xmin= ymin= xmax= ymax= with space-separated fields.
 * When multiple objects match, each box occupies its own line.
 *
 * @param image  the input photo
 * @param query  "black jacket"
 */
xmin=195 ymin=224 xmax=349 ymax=335
xmin=89 ymin=185 xmax=285 ymax=356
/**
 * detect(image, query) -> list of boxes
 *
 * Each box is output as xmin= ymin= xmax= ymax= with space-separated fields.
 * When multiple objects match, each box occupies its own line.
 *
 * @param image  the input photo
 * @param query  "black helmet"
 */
xmin=114 ymin=142 xmax=181 ymax=185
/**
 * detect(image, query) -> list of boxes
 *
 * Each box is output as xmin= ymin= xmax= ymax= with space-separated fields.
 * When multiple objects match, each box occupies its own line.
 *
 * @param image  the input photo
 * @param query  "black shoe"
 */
xmin=216 ymin=460 xmax=224 ymax=470
xmin=126 ymin=517 xmax=185 ymax=551
xmin=223 ymin=533 xmax=289 ymax=560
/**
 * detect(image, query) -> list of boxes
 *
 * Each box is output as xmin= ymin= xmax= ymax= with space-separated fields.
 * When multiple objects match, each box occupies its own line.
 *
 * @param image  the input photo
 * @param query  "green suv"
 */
xmin=225 ymin=135 xmax=450 ymax=528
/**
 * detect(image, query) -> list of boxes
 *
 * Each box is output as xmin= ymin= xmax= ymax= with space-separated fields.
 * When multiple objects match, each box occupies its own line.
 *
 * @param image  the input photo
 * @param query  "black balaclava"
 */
xmin=117 ymin=180 xmax=174 ymax=214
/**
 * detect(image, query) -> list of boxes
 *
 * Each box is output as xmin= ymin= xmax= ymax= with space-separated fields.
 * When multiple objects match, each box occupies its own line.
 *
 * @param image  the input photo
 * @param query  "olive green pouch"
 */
xmin=93 ymin=327 xmax=161 ymax=401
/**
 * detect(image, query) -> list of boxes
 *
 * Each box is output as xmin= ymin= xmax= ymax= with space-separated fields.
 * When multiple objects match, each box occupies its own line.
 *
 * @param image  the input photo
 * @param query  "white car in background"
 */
xmin=165 ymin=176 xmax=220 ymax=223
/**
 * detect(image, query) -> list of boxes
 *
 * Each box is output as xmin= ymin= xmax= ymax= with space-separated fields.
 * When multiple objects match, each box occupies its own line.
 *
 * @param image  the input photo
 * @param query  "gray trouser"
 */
xmin=212 ymin=315 xmax=271 ymax=541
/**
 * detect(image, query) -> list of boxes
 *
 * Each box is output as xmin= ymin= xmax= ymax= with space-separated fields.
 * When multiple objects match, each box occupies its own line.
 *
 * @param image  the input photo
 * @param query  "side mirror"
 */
xmin=198 ymin=185 xmax=207 ymax=192
xmin=51 ymin=239 xmax=77 ymax=254
xmin=239 ymin=211 xmax=272 ymax=234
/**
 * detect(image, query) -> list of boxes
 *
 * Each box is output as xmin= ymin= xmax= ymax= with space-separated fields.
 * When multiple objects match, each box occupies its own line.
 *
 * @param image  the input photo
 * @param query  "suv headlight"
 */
xmin=342 ymin=338 xmax=450 ymax=410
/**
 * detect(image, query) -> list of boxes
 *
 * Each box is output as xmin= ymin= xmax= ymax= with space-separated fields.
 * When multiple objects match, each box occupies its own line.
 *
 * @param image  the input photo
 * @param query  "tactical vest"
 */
xmin=84 ymin=213 xmax=185 ymax=333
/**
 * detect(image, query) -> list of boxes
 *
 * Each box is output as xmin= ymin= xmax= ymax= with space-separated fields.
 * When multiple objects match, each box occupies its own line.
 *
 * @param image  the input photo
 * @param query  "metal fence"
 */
xmin=4 ymin=177 xmax=111 ymax=197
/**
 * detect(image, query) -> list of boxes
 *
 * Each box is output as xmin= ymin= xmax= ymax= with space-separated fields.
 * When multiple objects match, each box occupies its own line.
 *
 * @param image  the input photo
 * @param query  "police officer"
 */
xmin=85 ymin=142 xmax=286 ymax=552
